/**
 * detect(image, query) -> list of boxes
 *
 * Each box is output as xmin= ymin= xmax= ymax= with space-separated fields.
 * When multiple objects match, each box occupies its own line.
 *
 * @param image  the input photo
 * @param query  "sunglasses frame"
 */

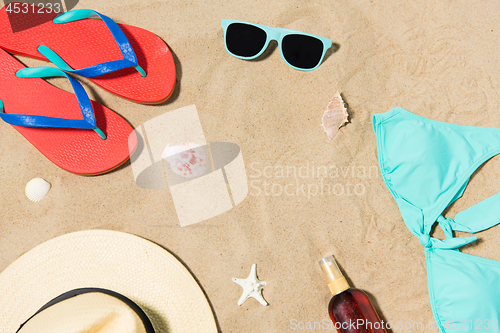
xmin=221 ymin=20 xmax=333 ymax=71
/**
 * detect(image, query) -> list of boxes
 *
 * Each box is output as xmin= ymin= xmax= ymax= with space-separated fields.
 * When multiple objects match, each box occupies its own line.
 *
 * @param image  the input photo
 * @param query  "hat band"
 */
xmin=16 ymin=288 xmax=156 ymax=333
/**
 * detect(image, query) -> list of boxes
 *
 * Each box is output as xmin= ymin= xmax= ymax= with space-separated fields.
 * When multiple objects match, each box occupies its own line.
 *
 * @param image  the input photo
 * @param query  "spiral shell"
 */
xmin=25 ymin=178 xmax=51 ymax=202
xmin=321 ymin=91 xmax=349 ymax=140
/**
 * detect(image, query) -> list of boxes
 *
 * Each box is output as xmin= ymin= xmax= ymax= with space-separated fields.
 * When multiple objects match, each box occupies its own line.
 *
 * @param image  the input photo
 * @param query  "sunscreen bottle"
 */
xmin=319 ymin=255 xmax=388 ymax=333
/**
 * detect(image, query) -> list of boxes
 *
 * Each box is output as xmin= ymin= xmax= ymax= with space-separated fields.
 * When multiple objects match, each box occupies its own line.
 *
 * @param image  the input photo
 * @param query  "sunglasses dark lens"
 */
xmin=226 ymin=23 xmax=267 ymax=57
xmin=281 ymin=34 xmax=324 ymax=69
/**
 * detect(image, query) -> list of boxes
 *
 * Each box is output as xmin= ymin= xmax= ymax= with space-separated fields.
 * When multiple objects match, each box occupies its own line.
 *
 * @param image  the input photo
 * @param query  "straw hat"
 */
xmin=0 ymin=230 xmax=217 ymax=333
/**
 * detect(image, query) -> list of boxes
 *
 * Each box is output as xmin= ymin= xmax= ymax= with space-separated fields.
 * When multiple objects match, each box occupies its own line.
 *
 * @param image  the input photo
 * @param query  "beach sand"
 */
xmin=2 ymin=0 xmax=500 ymax=332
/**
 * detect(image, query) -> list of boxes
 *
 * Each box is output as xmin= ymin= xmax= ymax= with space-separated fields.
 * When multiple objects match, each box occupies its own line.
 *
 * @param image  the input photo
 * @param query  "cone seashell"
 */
xmin=321 ymin=91 xmax=349 ymax=140
xmin=25 ymin=178 xmax=51 ymax=202
xmin=161 ymin=142 xmax=208 ymax=178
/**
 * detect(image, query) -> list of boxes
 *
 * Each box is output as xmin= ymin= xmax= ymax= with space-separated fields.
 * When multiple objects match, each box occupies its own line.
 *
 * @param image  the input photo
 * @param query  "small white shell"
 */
xmin=25 ymin=178 xmax=51 ymax=202
xmin=321 ymin=91 xmax=349 ymax=140
xmin=161 ymin=143 xmax=208 ymax=178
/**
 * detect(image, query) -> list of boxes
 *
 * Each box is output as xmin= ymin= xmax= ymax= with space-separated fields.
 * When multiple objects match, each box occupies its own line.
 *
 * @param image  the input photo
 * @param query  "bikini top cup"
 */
xmin=373 ymin=107 xmax=500 ymax=332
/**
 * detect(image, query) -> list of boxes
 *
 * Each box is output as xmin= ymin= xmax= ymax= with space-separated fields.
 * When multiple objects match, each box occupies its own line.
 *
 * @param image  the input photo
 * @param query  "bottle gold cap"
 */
xmin=318 ymin=255 xmax=350 ymax=295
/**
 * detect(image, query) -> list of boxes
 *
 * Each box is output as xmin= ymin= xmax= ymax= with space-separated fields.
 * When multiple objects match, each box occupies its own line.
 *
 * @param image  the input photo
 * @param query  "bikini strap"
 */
xmin=451 ymin=192 xmax=500 ymax=233
xmin=420 ymin=191 xmax=500 ymax=250
xmin=418 ymin=216 xmax=477 ymax=250
xmin=395 ymin=196 xmax=485 ymax=250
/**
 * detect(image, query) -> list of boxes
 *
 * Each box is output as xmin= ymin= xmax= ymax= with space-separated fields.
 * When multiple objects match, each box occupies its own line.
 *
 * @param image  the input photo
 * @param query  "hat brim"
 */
xmin=0 ymin=230 xmax=217 ymax=332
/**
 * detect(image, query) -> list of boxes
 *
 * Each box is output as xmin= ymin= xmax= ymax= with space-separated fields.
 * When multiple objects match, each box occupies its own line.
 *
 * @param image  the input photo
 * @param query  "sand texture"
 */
xmin=2 ymin=0 xmax=500 ymax=332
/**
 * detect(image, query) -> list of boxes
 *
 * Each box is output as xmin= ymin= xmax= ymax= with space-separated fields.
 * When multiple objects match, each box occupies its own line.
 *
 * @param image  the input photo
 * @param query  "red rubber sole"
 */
xmin=0 ymin=3 xmax=176 ymax=104
xmin=0 ymin=48 xmax=137 ymax=176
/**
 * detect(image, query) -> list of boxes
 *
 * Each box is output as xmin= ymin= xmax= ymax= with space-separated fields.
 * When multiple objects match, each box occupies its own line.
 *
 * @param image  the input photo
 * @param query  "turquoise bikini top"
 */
xmin=373 ymin=107 xmax=500 ymax=332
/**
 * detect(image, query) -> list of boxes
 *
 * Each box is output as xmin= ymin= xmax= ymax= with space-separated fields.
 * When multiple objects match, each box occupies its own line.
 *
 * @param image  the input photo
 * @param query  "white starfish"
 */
xmin=232 ymin=264 xmax=268 ymax=306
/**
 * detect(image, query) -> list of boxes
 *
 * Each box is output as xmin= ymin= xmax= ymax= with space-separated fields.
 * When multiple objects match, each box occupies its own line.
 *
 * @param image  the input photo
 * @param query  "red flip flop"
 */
xmin=0 ymin=48 xmax=137 ymax=176
xmin=0 ymin=4 xmax=176 ymax=104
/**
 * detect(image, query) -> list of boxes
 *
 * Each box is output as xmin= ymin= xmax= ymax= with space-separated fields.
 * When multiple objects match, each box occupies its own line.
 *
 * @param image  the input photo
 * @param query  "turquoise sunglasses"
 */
xmin=221 ymin=20 xmax=333 ymax=71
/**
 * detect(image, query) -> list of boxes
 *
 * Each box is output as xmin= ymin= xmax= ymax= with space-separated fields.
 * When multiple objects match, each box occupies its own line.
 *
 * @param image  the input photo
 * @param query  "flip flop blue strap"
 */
xmin=0 ymin=67 xmax=106 ymax=140
xmin=38 ymin=9 xmax=146 ymax=78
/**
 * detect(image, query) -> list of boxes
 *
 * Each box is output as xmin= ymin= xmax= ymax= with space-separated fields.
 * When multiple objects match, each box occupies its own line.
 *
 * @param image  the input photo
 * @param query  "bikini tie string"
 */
xmin=418 ymin=216 xmax=477 ymax=250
